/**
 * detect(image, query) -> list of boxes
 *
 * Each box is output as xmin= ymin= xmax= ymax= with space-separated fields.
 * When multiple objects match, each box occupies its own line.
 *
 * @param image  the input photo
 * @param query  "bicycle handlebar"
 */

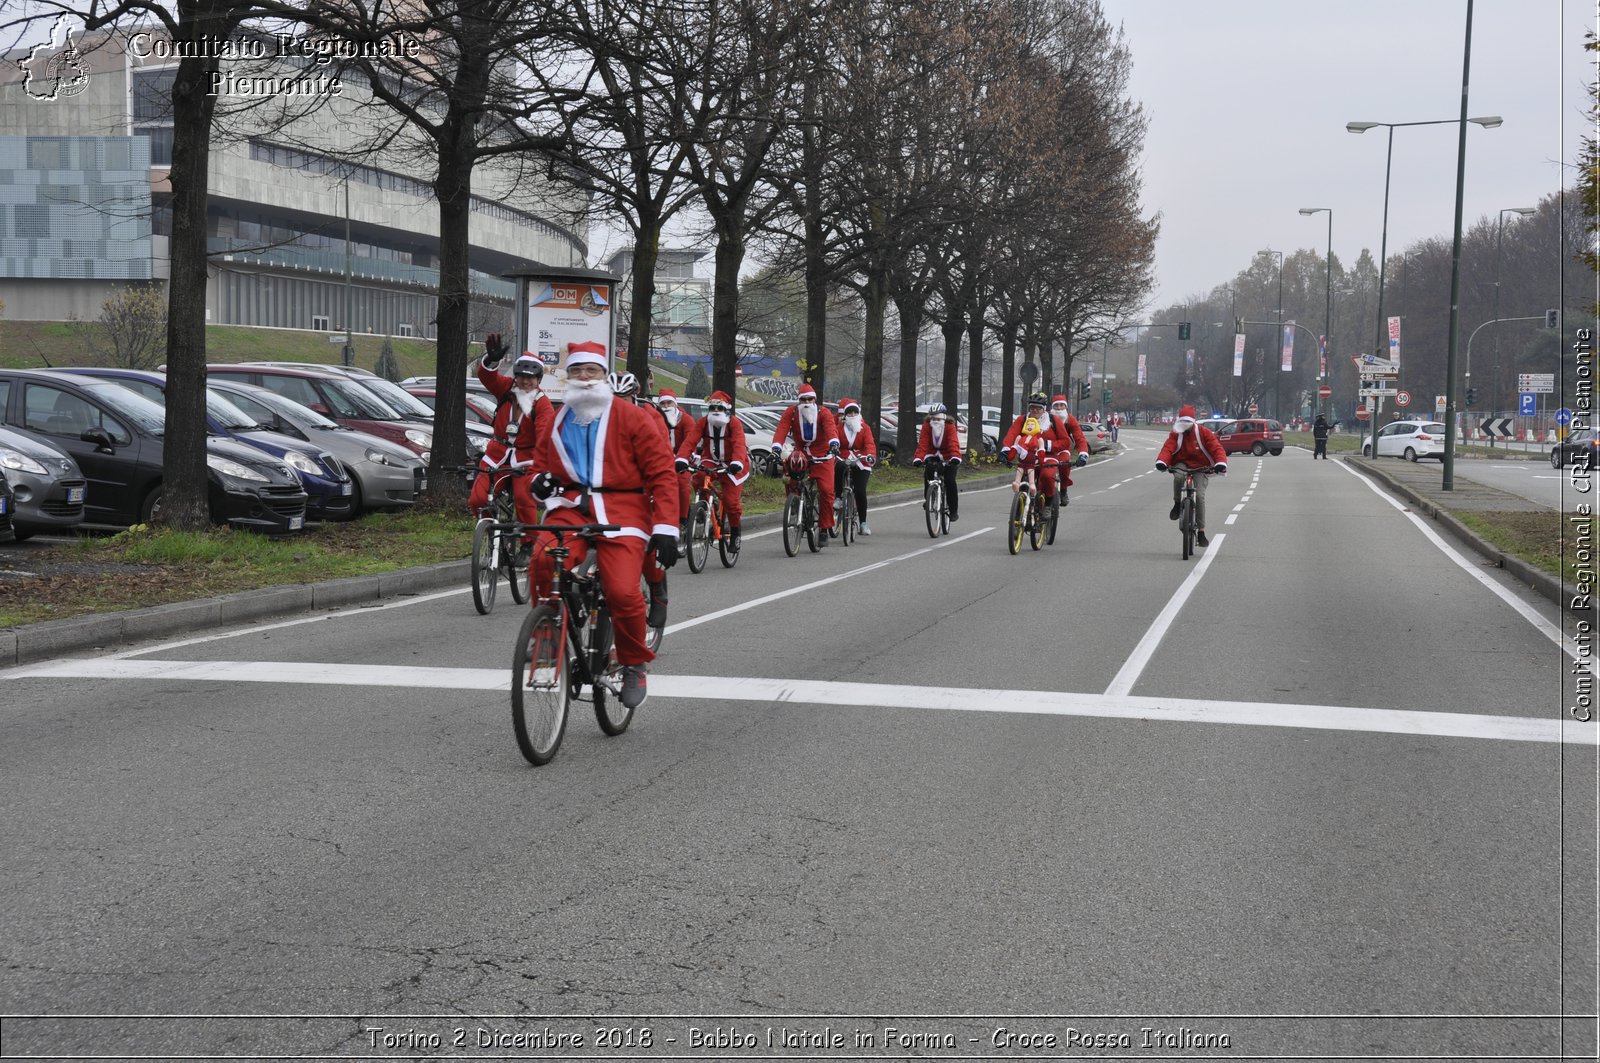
xmin=515 ymin=521 xmax=622 ymax=537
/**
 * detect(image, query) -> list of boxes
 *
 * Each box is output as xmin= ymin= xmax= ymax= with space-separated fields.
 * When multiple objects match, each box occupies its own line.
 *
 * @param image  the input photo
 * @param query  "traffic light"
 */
xmin=1178 ymin=322 xmax=1191 ymax=341
xmin=1102 ymin=388 xmax=1113 ymax=405
xmin=1545 ymin=308 xmax=1559 ymax=329
xmin=1465 ymin=386 xmax=1477 ymax=408
xmin=1079 ymin=380 xmax=1091 ymax=399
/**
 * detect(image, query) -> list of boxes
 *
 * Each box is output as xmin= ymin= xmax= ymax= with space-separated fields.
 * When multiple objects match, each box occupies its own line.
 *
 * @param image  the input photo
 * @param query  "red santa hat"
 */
xmin=564 ymin=340 xmax=608 ymax=371
xmin=707 ymin=390 xmax=733 ymax=407
xmin=839 ymin=397 xmax=860 ymax=413
xmin=797 ymin=383 xmax=817 ymax=400
xmin=657 ymin=388 xmax=677 ymax=401
xmin=1050 ymin=394 xmax=1068 ymax=406
xmin=1179 ymin=404 xmax=1197 ymax=418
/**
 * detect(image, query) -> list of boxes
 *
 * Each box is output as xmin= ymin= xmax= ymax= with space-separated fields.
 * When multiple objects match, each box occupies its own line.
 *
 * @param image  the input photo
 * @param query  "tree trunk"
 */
xmin=709 ymin=212 xmax=745 ymax=399
xmin=1038 ymin=323 xmax=1054 ymax=399
xmin=894 ymin=294 xmax=925 ymax=464
xmin=804 ymin=210 xmax=827 ymax=395
xmin=939 ymin=312 xmax=962 ymax=415
xmin=428 ymin=122 xmax=477 ymax=505
xmin=964 ymin=307 xmax=984 ymax=460
xmin=160 ymin=51 xmax=221 ymax=532
xmin=860 ymin=266 xmax=887 ymax=449
xmin=627 ymin=217 xmax=664 ymax=381
xmin=999 ymin=321 xmax=1018 ymax=435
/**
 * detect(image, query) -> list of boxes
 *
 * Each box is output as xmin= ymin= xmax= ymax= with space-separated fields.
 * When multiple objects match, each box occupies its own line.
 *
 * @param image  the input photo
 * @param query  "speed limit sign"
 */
xmin=1396 ymin=390 xmax=1411 ymax=407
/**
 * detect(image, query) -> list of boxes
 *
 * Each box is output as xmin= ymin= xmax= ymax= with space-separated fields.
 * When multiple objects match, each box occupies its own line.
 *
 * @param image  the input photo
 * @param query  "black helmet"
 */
xmin=1027 ymin=392 xmax=1048 ymax=408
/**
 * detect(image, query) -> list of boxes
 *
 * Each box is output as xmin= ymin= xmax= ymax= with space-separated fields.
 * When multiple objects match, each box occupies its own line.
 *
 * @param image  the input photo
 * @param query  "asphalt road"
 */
xmin=3 ymin=427 xmax=1594 ymax=1061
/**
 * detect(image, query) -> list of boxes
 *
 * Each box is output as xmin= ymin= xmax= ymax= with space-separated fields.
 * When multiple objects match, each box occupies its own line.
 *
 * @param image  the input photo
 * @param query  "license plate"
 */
xmin=419 ymin=478 xmax=428 ymax=492
xmin=67 ymin=486 xmax=85 ymax=503
xmin=342 ymin=482 xmax=352 ymax=495
xmin=290 ymin=515 xmax=303 ymax=531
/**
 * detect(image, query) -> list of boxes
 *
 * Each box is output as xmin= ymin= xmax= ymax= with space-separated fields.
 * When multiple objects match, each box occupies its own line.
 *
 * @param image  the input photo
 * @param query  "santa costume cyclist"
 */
xmin=1045 ymin=394 xmax=1090 ymax=501
xmin=652 ymin=388 xmax=693 ymax=535
xmin=1154 ymin=404 xmax=1228 ymax=548
xmin=833 ymin=397 xmax=878 ymax=536
xmin=770 ymin=383 xmax=843 ymax=547
xmin=1002 ymin=393 xmax=1066 ymax=498
xmin=675 ymin=390 xmax=751 ymax=551
xmin=912 ymin=402 xmax=962 ymax=522
xmin=526 ymin=341 xmax=680 ymax=709
xmin=469 ymin=332 xmax=552 ymax=557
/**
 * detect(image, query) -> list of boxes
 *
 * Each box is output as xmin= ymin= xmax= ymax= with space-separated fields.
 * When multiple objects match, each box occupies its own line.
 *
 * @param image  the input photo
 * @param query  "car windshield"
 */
xmin=322 ymin=377 xmax=402 ymax=419
xmin=360 ymin=377 xmax=435 ymax=419
xmin=231 ymin=387 xmax=342 ymax=429
xmin=205 ymin=390 xmax=261 ymax=430
xmin=80 ymin=381 xmax=167 ymax=433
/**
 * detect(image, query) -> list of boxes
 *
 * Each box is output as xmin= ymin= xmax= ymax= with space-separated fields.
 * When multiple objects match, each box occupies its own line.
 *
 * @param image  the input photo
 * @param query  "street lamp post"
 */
xmin=1264 ymin=249 xmax=1284 ymax=421
xmin=1299 ymin=208 xmax=1333 ymax=420
xmin=1345 ymin=113 xmax=1503 ymax=397
xmin=1490 ymin=206 xmax=1537 ymax=439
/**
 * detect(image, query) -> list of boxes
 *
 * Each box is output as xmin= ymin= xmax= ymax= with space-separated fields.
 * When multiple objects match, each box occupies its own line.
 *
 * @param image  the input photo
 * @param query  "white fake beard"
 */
xmin=514 ymin=388 xmax=537 ymax=419
xmin=844 ymin=414 xmax=862 ymax=433
xmin=706 ymin=411 xmax=730 ymax=429
xmin=662 ymin=407 xmax=680 ymax=428
xmin=564 ymin=380 xmax=611 ymax=424
xmin=1172 ymin=418 xmax=1196 ymax=435
xmin=799 ymin=403 xmax=817 ymax=428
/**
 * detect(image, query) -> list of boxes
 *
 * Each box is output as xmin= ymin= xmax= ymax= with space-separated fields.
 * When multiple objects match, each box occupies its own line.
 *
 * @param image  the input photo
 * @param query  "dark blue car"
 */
xmin=55 ymin=368 xmax=354 ymax=522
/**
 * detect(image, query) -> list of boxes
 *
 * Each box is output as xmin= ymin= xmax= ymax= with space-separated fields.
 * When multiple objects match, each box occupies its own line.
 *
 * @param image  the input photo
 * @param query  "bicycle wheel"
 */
xmin=804 ymin=482 xmax=820 ymax=553
xmin=471 ymin=518 xmax=499 ymax=615
xmin=717 ymin=501 xmax=739 ymax=568
xmin=781 ymin=492 xmax=802 ymax=557
xmin=840 ymin=491 xmax=856 ymax=546
xmin=924 ymin=480 xmax=941 ymax=538
xmin=505 ymin=534 xmax=531 ymax=604
xmin=511 ymin=603 xmax=570 ymax=765
xmin=1045 ymin=492 xmax=1060 ymax=546
xmin=590 ymin=607 xmax=634 ymax=736
xmin=1180 ymin=497 xmax=1195 ymax=560
xmin=1007 ymin=492 xmax=1026 ymax=555
xmin=1028 ymin=494 xmax=1043 ymax=551
xmin=687 ymin=500 xmax=711 ymax=573
xmin=641 ymin=573 xmax=664 ymax=653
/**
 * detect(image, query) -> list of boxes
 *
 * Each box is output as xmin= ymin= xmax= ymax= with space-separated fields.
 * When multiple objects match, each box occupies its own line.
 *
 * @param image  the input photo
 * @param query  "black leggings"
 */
xmin=835 ymin=463 xmax=870 ymax=518
xmin=923 ymin=461 xmax=959 ymax=516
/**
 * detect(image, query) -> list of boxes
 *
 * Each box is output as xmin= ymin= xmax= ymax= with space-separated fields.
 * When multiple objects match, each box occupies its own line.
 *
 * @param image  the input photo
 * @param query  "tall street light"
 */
xmin=1491 ymin=206 xmax=1537 ymax=433
xmin=1346 ymin=113 xmax=1503 ymax=395
xmin=1299 ymin=208 xmax=1333 ymax=420
xmin=1265 ymin=249 xmax=1284 ymax=421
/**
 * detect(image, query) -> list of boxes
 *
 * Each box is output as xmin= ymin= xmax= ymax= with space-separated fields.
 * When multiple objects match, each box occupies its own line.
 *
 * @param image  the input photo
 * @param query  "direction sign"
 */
xmin=1517 ymin=373 xmax=1555 ymax=394
xmin=1359 ymin=386 xmax=1397 ymax=399
xmin=1557 ymin=407 xmax=1573 ymax=425
xmin=1479 ymin=416 xmax=1513 ymax=438
xmin=1519 ymin=393 xmax=1537 ymax=416
xmin=1395 ymin=390 xmax=1411 ymax=407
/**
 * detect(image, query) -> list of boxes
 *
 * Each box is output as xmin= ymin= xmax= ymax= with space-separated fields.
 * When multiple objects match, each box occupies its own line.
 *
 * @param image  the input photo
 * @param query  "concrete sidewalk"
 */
xmin=1346 ymin=455 xmax=1565 ymax=608
xmin=0 ymin=471 xmax=1015 ymax=668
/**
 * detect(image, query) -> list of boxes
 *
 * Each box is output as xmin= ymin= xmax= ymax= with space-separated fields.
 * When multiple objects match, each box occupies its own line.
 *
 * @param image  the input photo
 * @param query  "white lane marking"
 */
xmin=1224 ymin=514 xmax=1238 ymax=525
xmin=742 ymin=482 xmax=1013 ymax=539
xmin=1103 ymin=533 xmax=1228 ymax=698
xmin=1231 ymin=503 xmax=1246 ymax=512
xmin=8 ymin=660 xmax=1588 ymax=746
xmin=1336 ymin=461 xmax=1576 ymax=661
xmin=664 ymin=526 xmax=993 ymax=635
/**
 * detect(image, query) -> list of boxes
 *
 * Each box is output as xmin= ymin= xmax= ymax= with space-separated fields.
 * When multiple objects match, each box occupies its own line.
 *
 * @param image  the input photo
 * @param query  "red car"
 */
xmin=208 ymin=364 xmax=437 ymax=459
xmin=1214 ymin=418 xmax=1285 ymax=456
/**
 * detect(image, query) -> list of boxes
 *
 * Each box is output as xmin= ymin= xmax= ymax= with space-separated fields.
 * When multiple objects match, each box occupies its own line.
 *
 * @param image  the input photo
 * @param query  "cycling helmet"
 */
xmin=607 ymin=371 xmax=639 ymax=397
xmin=785 ymin=449 xmax=810 ymax=477
xmin=1027 ymin=391 xmax=1048 ymax=408
xmin=928 ymin=402 xmax=947 ymax=415
xmin=512 ymin=353 xmax=544 ymax=378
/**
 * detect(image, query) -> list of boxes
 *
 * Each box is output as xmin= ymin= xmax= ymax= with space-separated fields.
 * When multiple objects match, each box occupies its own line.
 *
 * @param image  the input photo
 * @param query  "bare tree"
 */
xmin=71 ymin=282 xmax=168 ymax=369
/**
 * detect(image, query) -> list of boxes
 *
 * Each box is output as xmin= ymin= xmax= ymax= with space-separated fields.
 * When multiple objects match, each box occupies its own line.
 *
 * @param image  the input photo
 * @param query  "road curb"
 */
xmin=1 ymin=472 xmax=1023 ymax=668
xmin=1349 ymin=458 xmax=1566 ymax=609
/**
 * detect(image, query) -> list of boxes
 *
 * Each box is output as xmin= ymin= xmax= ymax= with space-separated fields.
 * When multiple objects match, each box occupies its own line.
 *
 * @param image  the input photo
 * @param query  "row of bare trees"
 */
xmin=4 ymin=0 xmax=1155 ymax=527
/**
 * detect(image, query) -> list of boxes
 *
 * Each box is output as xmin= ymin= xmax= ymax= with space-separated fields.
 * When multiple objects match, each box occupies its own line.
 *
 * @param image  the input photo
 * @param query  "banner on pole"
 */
xmin=1185 ymin=349 xmax=1195 ymax=372
xmin=1233 ymin=334 xmax=1245 ymax=377
xmin=1137 ymin=353 xmax=1147 ymax=386
xmin=1387 ymin=316 xmax=1402 ymax=366
xmin=1281 ymin=322 xmax=1295 ymax=372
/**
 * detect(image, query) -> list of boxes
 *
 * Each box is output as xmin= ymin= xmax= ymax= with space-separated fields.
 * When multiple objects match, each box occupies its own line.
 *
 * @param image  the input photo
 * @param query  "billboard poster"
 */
xmin=1137 ymin=353 xmax=1147 ymax=386
xmin=518 ymin=273 xmax=616 ymax=398
xmin=1387 ymin=316 xmax=1402 ymax=365
xmin=1318 ymin=335 xmax=1327 ymax=379
xmin=1281 ymin=322 xmax=1295 ymax=372
xmin=1185 ymin=348 xmax=1195 ymax=372
xmin=1233 ymin=334 xmax=1245 ymax=377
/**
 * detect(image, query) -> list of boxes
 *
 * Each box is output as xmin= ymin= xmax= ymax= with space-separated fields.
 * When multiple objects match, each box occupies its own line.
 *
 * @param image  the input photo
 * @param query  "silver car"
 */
xmin=0 ymin=425 xmax=87 ymax=540
xmin=207 ymin=380 xmax=428 ymax=515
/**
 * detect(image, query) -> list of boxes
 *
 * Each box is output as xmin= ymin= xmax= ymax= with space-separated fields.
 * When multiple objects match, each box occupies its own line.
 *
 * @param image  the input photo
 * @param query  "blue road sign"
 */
xmin=1519 ymin=393 xmax=1536 ymax=416
xmin=1556 ymin=407 xmax=1573 ymax=425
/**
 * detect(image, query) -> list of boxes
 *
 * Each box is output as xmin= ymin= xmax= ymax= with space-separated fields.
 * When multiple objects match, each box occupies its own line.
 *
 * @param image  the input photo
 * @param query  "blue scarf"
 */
xmin=560 ymin=414 xmax=599 ymax=485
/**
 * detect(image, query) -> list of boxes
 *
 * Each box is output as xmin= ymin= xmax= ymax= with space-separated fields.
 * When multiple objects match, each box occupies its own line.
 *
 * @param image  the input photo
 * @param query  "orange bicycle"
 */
xmin=685 ymin=459 xmax=739 ymax=573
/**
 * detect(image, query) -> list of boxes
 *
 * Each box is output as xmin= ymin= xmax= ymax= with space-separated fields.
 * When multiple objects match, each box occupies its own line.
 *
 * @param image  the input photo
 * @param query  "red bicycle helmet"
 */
xmin=785 ymin=449 xmax=810 ymax=477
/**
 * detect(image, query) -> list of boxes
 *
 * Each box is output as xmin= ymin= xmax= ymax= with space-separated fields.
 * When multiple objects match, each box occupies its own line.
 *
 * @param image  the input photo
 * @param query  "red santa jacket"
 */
xmin=773 ymin=403 xmax=842 ymax=458
xmin=678 ymin=414 xmax=752 ymax=485
xmin=477 ymin=356 xmax=553 ymax=467
xmin=837 ymin=416 xmax=878 ymax=465
xmin=1046 ymin=412 xmax=1090 ymax=456
xmin=1156 ymin=423 xmax=1228 ymax=471
xmin=914 ymin=417 xmax=962 ymax=462
xmin=1002 ymin=413 xmax=1065 ymax=460
xmin=531 ymin=397 xmax=680 ymax=541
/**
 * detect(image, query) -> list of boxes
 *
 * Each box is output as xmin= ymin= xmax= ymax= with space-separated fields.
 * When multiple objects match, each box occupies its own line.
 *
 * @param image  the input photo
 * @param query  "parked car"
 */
xmin=405 ymin=385 xmax=499 ymax=428
xmin=55 ymin=368 xmax=355 ymax=523
xmin=255 ymin=363 xmax=493 ymax=456
xmin=207 ymin=364 xmax=437 ymax=460
xmin=1551 ymin=429 xmax=1600 ymax=470
xmin=1197 ymin=417 xmax=1234 ymax=437
xmin=1361 ymin=419 xmax=1446 ymax=461
xmin=1079 ymin=420 xmax=1114 ymax=453
xmin=1215 ymin=417 xmax=1285 ymax=456
xmin=207 ymin=380 xmax=427 ymax=515
xmin=732 ymin=408 xmax=780 ymax=476
xmin=0 ymin=425 xmax=88 ymax=540
xmin=0 ymin=369 xmax=308 ymax=530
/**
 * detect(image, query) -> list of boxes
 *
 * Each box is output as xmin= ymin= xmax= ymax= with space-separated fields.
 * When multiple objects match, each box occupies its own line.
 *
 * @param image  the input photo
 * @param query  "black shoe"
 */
xmin=829 ymin=526 xmax=838 ymax=539
xmin=948 ymin=512 xmax=959 ymax=523
xmin=817 ymin=532 xmax=829 ymax=548
xmin=729 ymin=528 xmax=741 ymax=551
xmin=646 ymin=581 xmax=668 ymax=629
xmin=1169 ymin=503 xmax=1181 ymax=520
xmin=514 ymin=543 xmax=532 ymax=565
xmin=1196 ymin=530 xmax=1210 ymax=547
xmin=621 ymin=665 xmax=648 ymax=709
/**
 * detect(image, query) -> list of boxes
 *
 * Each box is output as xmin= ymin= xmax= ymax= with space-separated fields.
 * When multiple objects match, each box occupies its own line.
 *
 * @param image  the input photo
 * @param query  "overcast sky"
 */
xmin=1098 ymin=0 xmax=1595 ymax=312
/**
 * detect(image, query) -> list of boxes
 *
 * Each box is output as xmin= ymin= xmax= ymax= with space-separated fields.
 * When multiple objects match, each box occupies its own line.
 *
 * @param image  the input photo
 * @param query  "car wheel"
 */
xmin=1551 ymin=450 xmax=1564 ymax=469
xmin=1362 ymin=444 xmax=1372 ymax=457
xmin=343 ymin=477 xmax=365 ymax=519
xmin=1250 ymin=442 xmax=1267 ymax=456
xmin=141 ymin=486 xmax=163 ymax=524
xmin=1404 ymin=447 xmax=1418 ymax=462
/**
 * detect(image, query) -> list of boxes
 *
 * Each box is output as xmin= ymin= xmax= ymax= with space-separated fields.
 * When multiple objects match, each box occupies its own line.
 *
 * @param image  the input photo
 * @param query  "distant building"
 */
xmin=0 ymin=23 xmax=588 ymax=339
xmin=602 ymin=246 xmax=710 ymax=367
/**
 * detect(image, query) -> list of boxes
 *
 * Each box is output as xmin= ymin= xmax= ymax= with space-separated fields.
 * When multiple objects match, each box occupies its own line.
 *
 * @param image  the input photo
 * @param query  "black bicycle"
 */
xmin=510 ymin=521 xmax=634 ymax=765
xmin=921 ymin=456 xmax=951 ymax=538
xmin=781 ymin=452 xmax=831 ymax=556
xmin=1175 ymin=467 xmax=1218 ymax=560
xmin=468 ymin=466 xmax=533 ymax=615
